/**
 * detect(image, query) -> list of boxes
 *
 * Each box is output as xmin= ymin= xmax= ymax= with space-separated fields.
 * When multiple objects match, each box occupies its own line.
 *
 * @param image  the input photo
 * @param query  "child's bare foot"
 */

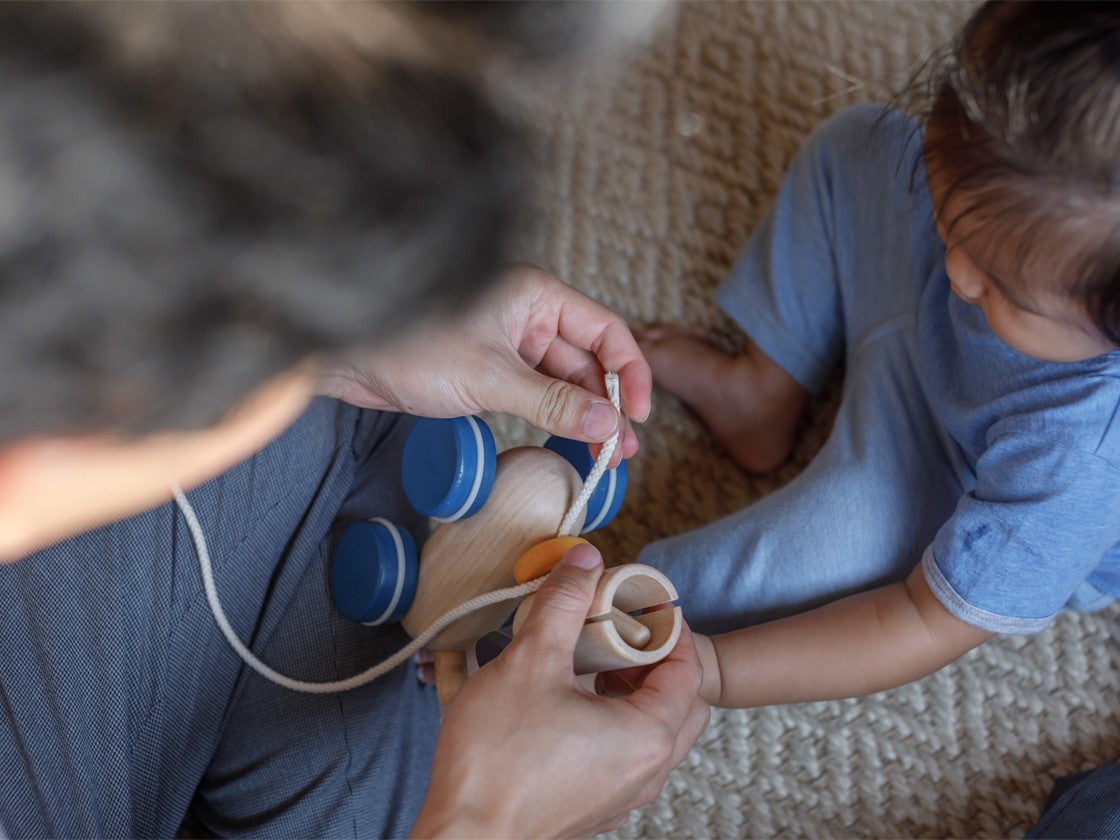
xmin=637 ymin=325 xmax=809 ymax=473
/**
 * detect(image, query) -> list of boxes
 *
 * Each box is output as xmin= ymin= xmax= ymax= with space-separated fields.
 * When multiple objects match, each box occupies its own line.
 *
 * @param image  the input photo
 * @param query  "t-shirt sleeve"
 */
xmin=924 ymin=422 xmax=1120 ymax=634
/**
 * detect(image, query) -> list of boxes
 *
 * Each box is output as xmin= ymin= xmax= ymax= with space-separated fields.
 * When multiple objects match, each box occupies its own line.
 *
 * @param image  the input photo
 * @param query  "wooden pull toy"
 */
xmin=329 ymin=413 xmax=678 ymax=693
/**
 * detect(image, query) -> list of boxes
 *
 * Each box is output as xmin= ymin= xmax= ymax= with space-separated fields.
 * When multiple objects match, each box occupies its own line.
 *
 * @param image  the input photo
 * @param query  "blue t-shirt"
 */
xmin=919 ymin=267 xmax=1120 ymax=633
xmin=708 ymin=103 xmax=1120 ymax=635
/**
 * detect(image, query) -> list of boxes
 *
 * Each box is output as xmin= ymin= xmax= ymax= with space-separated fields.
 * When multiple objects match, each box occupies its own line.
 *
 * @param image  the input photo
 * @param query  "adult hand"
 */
xmin=410 ymin=544 xmax=710 ymax=838
xmin=317 ymin=264 xmax=651 ymax=465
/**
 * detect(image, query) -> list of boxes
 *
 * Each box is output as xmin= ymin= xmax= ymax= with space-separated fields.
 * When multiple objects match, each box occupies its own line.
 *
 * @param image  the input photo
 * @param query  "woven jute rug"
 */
xmin=492 ymin=2 xmax=1120 ymax=837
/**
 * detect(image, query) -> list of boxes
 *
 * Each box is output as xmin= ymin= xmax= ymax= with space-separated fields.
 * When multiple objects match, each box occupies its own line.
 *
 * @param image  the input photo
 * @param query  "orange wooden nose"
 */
xmin=513 ymin=536 xmax=590 ymax=583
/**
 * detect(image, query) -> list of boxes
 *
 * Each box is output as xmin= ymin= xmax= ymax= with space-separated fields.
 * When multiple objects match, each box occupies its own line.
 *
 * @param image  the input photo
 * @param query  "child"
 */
xmin=637 ymin=0 xmax=1120 ymax=708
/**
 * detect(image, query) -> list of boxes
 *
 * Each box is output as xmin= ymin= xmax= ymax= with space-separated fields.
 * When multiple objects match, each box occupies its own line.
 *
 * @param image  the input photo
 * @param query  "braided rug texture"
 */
xmin=491 ymin=2 xmax=1120 ymax=837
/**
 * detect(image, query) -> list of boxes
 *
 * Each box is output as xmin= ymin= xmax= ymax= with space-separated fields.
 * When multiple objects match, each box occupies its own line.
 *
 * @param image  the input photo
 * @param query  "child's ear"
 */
xmin=944 ymin=246 xmax=990 ymax=304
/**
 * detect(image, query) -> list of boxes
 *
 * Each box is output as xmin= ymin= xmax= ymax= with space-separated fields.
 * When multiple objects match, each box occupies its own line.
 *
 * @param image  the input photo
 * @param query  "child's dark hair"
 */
xmin=923 ymin=1 xmax=1120 ymax=342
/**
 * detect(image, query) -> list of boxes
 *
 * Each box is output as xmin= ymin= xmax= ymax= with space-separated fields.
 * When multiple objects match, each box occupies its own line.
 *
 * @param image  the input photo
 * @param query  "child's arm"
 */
xmin=692 ymin=564 xmax=994 ymax=708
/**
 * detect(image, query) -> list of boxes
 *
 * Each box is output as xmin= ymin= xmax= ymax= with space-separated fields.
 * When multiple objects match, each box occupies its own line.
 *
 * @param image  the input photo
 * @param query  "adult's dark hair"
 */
xmin=922 ymin=0 xmax=1120 ymax=340
xmin=0 ymin=2 xmax=654 ymax=442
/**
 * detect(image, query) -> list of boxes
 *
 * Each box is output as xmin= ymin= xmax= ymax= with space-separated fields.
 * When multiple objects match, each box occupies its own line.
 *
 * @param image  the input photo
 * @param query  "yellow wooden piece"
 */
xmin=434 ymin=650 xmax=467 ymax=708
xmin=514 ymin=536 xmax=590 ymax=584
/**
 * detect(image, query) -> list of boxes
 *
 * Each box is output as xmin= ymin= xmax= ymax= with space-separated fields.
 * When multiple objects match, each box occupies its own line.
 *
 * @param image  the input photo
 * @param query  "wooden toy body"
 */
xmin=400 ymin=446 xmax=585 ymax=650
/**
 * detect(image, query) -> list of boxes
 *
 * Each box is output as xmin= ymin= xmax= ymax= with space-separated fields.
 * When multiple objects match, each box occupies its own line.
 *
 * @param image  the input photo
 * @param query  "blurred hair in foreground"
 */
xmin=0 ymin=1 xmax=666 ymax=442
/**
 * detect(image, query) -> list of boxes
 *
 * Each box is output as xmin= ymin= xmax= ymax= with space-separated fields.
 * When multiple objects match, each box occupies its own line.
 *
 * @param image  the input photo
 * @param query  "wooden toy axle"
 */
xmin=589 ymin=607 xmax=651 ymax=649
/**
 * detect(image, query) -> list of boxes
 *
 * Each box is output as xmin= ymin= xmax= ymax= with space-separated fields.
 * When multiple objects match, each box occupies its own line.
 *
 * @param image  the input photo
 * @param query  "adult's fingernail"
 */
xmin=582 ymin=401 xmax=619 ymax=440
xmin=559 ymin=543 xmax=602 ymax=571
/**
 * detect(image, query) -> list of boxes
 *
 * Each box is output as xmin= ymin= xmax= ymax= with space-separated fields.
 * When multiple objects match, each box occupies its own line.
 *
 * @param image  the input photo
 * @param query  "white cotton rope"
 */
xmin=558 ymin=372 xmax=620 ymax=537
xmin=176 ymin=371 xmax=623 ymax=694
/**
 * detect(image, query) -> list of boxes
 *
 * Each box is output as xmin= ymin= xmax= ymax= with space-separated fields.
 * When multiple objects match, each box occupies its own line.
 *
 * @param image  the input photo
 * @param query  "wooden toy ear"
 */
xmin=542 ymin=436 xmax=627 ymax=532
xmin=330 ymin=518 xmax=420 ymax=625
xmin=401 ymin=416 xmax=497 ymax=521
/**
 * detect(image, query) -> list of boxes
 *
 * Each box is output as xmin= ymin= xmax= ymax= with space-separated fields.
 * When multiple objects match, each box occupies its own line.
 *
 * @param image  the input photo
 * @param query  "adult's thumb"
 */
xmin=504 ymin=368 xmax=620 ymax=443
xmin=516 ymin=543 xmax=604 ymax=663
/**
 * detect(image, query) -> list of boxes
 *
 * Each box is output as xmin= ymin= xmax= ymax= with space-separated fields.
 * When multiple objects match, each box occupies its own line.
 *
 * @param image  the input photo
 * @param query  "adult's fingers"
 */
xmin=600 ymin=810 xmax=633 ymax=834
xmin=671 ymin=687 xmax=712 ymax=767
xmin=552 ymin=301 xmax=651 ymax=422
xmin=587 ymin=417 xmax=637 ymax=467
xmin=625 ymin=622 xmax=710 ymax=748
xmin=534 ymin=339 xmax=640 ymax=459
xmin=538 ymin=327 xmax=650 ymax=426
xmin=494 ymin=363 xmax=623 ymax=444
xmin=508 ymin=266 xmax=651 ymax=423
xmin=512 ymin=544 xmax=604 ymax=671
